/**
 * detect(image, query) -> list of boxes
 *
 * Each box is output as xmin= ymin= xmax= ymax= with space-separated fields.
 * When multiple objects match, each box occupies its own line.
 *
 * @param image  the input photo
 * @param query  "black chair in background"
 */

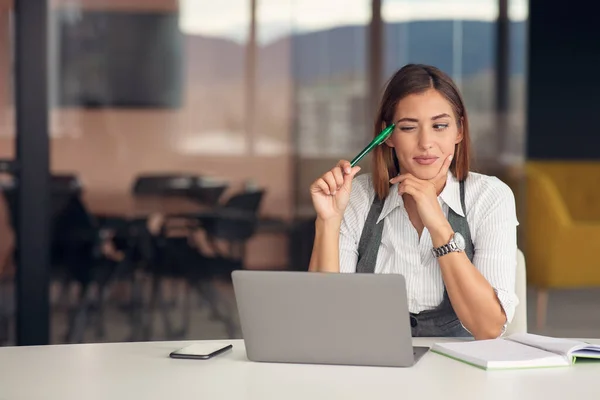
xmin=220 ymin=188 xmax=264 ymax=212
xmin=47 ymin=175 xmax=132 ymax=343
xmin=1 ymin=174 xmax=85 ymax=279
xmin=0 ymin=167 xmax=15 ymax=345
xmin=57 ymin=174 xmax=178 ymax=343
xmin=132 ymin=173 xmax=198 ymax=196
xmin=142 ymin=188 xmax=266 ymax=339
xmin=122 ymin=174 xmax=265 ymax=340
xmin=133 ymin=172 xmax=230 ymax=207
xmin=127 ymin=173 xmax=204 ymax=340
xmin=202 ymin=189 xmax=265 ymax=261
xmin=189 ymin=189 xmax=266 ymax=337
xmin=1 ymin=174 xmax=127 ymax=343
xmin=188 ymin=177 xmax=229 ymax=207
xmin=55 ymin=195 xmax=120 ymax=342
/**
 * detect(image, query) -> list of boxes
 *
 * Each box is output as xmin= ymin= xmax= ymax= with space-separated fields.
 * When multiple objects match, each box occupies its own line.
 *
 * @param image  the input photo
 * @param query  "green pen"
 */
xmin=350 ymin=123 xmax=396 ymax=167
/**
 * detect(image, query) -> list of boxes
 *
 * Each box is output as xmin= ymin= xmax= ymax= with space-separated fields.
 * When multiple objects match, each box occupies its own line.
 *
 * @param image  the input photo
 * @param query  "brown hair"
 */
xmin=371 ymin=64 xmax=471 ymax=199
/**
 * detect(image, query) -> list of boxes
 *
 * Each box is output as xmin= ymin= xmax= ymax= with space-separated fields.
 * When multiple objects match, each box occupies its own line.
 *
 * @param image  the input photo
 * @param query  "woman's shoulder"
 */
xmin=464 ymin=171 xmax=517 ymax=222
xmin=465 ymin=171 xmax=515 ymax=199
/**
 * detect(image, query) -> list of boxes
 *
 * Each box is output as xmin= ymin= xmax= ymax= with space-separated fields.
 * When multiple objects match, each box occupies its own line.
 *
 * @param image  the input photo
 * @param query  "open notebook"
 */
xmin=431 ymin=333 xmax=600 ymax=370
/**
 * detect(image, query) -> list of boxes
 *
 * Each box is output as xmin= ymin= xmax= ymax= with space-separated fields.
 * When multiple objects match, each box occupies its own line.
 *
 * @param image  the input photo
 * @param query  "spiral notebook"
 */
xmin=432 ymin=333 xmax=600 ymax=370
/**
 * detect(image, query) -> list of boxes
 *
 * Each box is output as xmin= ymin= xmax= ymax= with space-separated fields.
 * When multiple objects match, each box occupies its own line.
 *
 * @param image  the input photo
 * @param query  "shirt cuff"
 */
xmin=494 ymin=287 xmax=518 ymax=325
xmin=494 ymin=287 xmax=518 ymax=337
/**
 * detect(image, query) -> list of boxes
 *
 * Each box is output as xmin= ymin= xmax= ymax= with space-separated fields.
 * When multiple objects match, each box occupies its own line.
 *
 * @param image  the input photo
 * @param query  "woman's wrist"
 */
xmin=312 ymin=216 xmax=342 ymax=273
xmin=429 ymin=221 xmax=454 ymax=248
xmin=315 ymin=216 xmax=343 ymax=231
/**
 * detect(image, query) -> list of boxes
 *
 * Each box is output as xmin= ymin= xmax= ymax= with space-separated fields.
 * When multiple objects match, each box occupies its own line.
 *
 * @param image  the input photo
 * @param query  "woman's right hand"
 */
xmin=310 ymin=160 xmax=361 ymax=221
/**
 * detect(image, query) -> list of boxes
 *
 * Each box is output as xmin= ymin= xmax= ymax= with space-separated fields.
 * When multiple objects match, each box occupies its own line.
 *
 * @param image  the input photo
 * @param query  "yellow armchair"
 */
xmin=525 ymin=162 xmax=600 ymax=329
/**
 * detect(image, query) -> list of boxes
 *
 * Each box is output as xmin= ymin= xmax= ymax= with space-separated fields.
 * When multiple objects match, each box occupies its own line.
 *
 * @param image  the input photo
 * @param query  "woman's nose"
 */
xmin=418 ymin=129 xmax=434 ymax=149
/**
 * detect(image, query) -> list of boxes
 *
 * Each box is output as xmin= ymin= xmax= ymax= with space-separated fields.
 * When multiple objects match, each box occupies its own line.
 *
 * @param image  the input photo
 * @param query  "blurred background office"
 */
xmin=0 ymin=0 xmax=599 ymax=346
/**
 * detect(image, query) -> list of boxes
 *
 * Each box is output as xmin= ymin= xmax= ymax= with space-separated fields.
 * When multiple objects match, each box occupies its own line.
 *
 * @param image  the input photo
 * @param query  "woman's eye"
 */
xmin=399 ymin=126 xmax=416 ymax=132
xmin=433 ymin=123 xmax=449 ymax=130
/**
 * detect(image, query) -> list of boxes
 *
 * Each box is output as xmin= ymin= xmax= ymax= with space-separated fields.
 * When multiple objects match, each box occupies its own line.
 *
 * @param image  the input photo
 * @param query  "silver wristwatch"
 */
xmin=432 ymin=232 xmax=466 ymax=258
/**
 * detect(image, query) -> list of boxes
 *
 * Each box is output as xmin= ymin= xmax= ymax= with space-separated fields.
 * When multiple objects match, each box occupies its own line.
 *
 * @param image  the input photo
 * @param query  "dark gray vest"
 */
xmin=355 ymin=179 xmax=474 ymax=337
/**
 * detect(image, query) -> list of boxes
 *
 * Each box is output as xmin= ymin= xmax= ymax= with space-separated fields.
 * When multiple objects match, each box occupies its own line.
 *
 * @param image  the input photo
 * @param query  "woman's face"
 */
xmin=385 ymin=88 xmax=463 ymax=180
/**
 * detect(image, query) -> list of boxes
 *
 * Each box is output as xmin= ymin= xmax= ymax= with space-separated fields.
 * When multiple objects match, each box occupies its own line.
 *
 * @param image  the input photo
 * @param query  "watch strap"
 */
xmin=432 ymin=238 xmax=462 ymax=258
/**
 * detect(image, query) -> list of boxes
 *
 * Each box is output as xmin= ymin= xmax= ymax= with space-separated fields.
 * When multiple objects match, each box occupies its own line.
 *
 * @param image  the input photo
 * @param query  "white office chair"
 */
xmin=505 ymin=249 xmax=528 ymax=335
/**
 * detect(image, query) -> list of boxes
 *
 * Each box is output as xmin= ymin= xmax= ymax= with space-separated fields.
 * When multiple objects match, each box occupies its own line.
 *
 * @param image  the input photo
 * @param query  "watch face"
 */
xmin=453 ymin=232 xmax=466 ymax=250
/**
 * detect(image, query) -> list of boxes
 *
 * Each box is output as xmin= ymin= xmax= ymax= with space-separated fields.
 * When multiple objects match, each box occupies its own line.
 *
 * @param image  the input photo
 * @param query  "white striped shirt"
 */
xmin=339 ymin=171 xmax=519 ymax=324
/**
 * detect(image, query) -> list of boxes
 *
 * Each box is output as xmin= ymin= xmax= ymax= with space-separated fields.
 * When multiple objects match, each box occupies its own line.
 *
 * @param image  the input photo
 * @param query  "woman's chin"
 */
xmin=406 ymin=164 xmax=438 ymax=180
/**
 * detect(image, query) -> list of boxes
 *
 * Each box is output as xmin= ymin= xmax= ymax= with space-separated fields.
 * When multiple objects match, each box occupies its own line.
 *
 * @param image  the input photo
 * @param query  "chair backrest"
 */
xmin=525 ymin=165 xmax=571 ymax=226
xmin=189 ymin=184 xmax=228 ymax=206
xmin=132 ymin=174 xmax=198 ymax=196
xmin=205 ymin=190 xmax=266 ymax=244
xmin=505 ymin=248 xmax=528 ymax=335
xmin=50 ymin=174 xmax=83 ymax=218
xmin=527 ymin=161 xmax=600 ymax=221
xmin=1 ymin=174 xmax=83 ymax=232
xmin=222 ymin=190 xmax=264 ymax=213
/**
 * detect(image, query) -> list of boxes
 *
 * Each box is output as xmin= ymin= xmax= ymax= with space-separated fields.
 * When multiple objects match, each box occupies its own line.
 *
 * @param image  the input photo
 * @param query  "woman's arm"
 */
xmin=308 ymin=189 xmax=365 ymax=273
xmin=430 ymin=225 xmax=512 ymax=340
xmin=391 ymin=159 xmax=518 ymax=340
xmin=308 ymin=160 xmax=362 ymax=273
xmin=428 ymin=179 xmax=518 ymax=340
xmin=308 ymin=218 xmax=342 ymax=272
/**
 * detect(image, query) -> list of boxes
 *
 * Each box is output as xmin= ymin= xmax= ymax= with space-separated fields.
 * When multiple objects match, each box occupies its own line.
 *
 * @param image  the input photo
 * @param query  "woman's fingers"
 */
xmin=323 ymin=171 xmax=339 ymax=195
xmin=434 ymin=154 xmax=453 ymax=182
xmin=312 ymin=178 xmax=331 ymax=195
xmin=342 ymin=166 xmax=361 ymax=192
xmin=337 ymin=160 xmax=352 ymax=175
xmin=391 ymin=174 xmax=426 ymax=189
xmin=389 ymin=173 xmax=409 ymax=184
xmin=332 ymin=166 xmax=345 ymax=189
xmin=398 ymin=182 xmax=420 ymax=197
xmin=311 ymin=160 xmax=358 ymax=197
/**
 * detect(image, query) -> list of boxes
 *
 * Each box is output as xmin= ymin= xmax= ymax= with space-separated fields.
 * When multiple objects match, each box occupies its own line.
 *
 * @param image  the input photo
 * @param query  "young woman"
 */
xmin=308 ymin=64 xmax=519 ymax=340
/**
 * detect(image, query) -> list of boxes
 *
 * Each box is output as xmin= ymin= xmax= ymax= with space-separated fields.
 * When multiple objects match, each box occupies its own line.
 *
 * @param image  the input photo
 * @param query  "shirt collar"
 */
xmin=439 ymin=171 xmax=465 ymax=217
xmin=376 ymin=183 xmax=404 ymax=224
xmin=376 ymin=171 xmax=464 ymax=224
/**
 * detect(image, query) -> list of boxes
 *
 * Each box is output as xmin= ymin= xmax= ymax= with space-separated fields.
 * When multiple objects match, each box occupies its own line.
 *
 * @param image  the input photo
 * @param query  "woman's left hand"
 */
xmin=389 ymin=155 xmax=453 ymax=233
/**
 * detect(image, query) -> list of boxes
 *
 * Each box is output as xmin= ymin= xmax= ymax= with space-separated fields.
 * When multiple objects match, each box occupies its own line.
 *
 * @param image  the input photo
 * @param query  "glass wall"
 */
xmin=38 ymin=0 xmax=375 ymax=343
xmin=9 ymin=0 xmax=584 ymax=345
xmin=382 ymin=0 xmax=528 ymax=167
xmin=508 ymin=0 xmax=528 ymax=164
xmin=43 ymin=0 xmax=270 ymax=344
xmin=381 ymin=0 xmax=528 ymax=253
xmin=292 ymin=0 xmax=371 ymax=214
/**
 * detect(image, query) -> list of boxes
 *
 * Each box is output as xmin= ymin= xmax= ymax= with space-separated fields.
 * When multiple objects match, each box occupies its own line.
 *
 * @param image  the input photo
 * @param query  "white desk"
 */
xmin=0 ymin=338 xmax=599 ymax=400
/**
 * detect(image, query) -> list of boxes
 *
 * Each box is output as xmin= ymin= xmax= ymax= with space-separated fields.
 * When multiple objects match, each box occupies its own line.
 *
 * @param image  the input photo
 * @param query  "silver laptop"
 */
xmin=231 ymin=270 xmax=429 ymax=367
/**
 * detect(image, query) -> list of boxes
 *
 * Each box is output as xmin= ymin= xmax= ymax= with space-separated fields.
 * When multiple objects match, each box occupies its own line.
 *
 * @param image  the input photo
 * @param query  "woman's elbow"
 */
xmin=474 ymin=326 xmax=503 ymax=340
xmin=473 ymin=316 xmax=506 ymax=340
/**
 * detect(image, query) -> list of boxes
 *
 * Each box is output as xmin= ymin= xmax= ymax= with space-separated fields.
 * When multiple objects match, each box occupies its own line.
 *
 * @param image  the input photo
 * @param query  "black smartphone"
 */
xmin=169 ymin=343 xmax=233 ymax=360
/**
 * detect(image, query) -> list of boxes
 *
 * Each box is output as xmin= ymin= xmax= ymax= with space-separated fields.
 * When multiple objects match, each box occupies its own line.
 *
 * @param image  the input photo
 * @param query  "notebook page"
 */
xmin=432 ymin=339 xmax=569 ymax=369
xmin=506 ymin=333 xmax=589 ymax=357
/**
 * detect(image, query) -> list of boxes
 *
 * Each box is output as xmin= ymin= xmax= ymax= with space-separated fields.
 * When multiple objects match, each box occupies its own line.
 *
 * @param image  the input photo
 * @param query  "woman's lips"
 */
xmin=413 ymin=156 xmax=439 ymax=165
